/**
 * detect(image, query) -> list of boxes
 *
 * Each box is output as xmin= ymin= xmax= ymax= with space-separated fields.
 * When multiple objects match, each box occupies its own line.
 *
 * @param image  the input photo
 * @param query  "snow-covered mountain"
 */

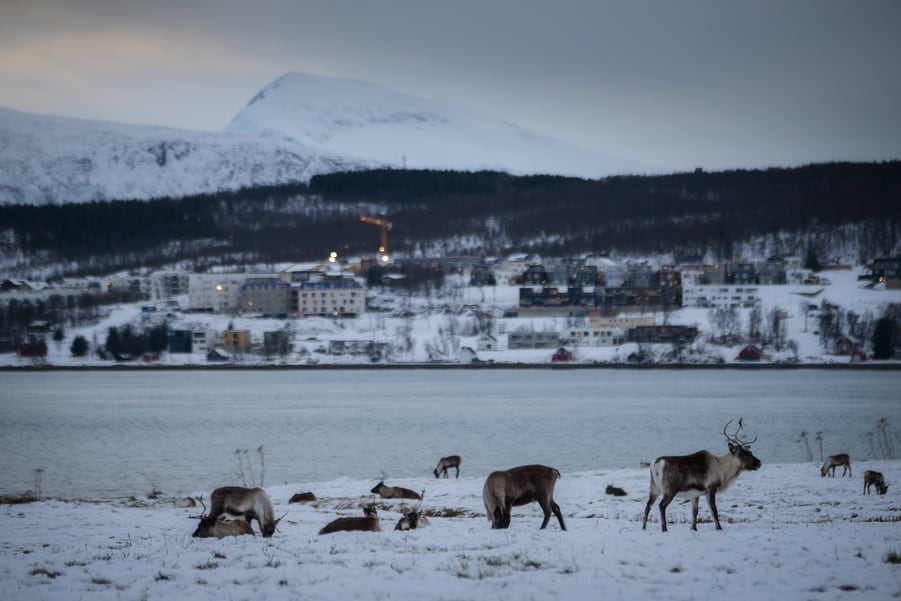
xmin=0 ymin=106 xmax=376 ymax=205
xmin=0 ymin=72 xmax=642 ymax=205
xmin=226 ymin=72 xmax=637 ymax=177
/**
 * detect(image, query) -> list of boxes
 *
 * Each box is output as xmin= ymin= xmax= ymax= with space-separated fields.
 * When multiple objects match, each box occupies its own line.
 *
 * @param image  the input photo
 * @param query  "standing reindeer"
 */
xmin=863 ymin=470 xmax=888 ymax=495
xmin=207 ymin=486 xmax=281 ymax=537
xmin=191 ymin=497 xmax=255 ymax=538
xmin=642 ymin=418 xmax=762 ymax=532
xmin=820 ymin=454 xmax=851 ymax=477
xmin=433 ymin=455 xmax=461 ymax=479
xmin=482 ymin=464 xmax=566 ymax=530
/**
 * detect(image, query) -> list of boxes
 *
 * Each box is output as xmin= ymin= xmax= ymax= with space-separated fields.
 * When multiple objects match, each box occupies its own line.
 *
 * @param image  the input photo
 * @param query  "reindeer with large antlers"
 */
xmin=191 ymin=496 xmax=255 ymax=538
xmin=642 ymin=418 xmax=762 ymax=532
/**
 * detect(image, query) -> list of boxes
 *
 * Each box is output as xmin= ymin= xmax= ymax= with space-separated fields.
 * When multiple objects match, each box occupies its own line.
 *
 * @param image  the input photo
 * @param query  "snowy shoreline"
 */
xmin=2 ymin=462 xmax=899 ymax=601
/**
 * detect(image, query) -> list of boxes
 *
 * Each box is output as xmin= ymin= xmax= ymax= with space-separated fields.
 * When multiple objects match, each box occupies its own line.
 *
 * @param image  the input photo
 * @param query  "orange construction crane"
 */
xmin=359 ymin=215 xmax=392 ymax=263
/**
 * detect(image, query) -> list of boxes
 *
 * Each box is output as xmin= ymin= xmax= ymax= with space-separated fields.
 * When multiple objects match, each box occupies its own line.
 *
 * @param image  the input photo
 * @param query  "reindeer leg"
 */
xmin=642 ymin=490 xmax=658 ymax=530
xmin=658 ymin=493 xmax=674 ymax=532
xmin=707 ymin=490 xmax=722 ymax=530
xmin=455 ymin=466 xmax=459 ymax=479
xmin=539 ymin=503 xmax=552 ymax=529
xmin=690 ymin=497 xmax=700 ymax=531
xmin=551 ymin=500 xmax=566 ymax=531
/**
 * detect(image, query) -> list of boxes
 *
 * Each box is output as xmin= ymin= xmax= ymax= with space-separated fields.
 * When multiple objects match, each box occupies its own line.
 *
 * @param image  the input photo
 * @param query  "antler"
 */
xmin=723 ymin=418 xmax=757 ymax=446
xmin=189 ymin=495 xmax=208 ymax=519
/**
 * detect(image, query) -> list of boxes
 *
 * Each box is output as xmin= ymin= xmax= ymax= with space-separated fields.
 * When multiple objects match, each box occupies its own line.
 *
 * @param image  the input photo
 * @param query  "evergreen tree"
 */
xmin=805 ymin=247 xmax=821 ymax=271
xmin=873 ymin=317 xmax=894 ymax=359
xmin=70 ymin=335 xmax=89 ymax=357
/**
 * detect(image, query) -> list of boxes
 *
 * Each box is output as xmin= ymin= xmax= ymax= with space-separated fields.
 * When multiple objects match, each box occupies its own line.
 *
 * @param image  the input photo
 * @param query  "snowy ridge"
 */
xmin=0 ymin=106 xmax=376 ymax=204
xmin=227 ymin=72 xmax=640 ymax=177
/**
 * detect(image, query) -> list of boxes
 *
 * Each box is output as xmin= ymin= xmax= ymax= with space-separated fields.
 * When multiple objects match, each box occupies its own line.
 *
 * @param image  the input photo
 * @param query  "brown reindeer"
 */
xmin=371 ymin=481 xmax=422 ymax=500
xmin=208 ymin=486 xmax=281 ymax=537
xmin=319 ymin=504 xmax=381 ymax=535
xmin=820 ymin=454 xmax=851 ymax=478
xmin=642 ymin=418 xmax=762 ymax=532
xmin=482 ymin=464 xmax=566 ymax=530
xmin=433 ymin=455 xmax=461 ymax=479
xmin=191 ymin=497 xmax=255 ymax=538
xmin=863 ymin=470 xmax=888 ymax=495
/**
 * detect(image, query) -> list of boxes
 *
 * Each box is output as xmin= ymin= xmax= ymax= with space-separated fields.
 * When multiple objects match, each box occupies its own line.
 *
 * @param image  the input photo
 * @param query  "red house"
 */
xmin=737 ymin=345 xmax=763 ymax=362
xmin=551 ymin=347 xmax=573 ymax=362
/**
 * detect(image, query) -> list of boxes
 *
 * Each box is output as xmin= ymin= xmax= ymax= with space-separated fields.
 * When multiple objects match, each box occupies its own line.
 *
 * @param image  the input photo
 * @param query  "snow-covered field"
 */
xmin=2 ymin=462 xmax=898 ymax=601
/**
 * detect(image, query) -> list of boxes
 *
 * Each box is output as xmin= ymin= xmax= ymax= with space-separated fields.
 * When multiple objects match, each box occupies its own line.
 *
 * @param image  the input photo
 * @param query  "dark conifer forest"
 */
xmin=3 ymin=161 xmax=899 ymax=278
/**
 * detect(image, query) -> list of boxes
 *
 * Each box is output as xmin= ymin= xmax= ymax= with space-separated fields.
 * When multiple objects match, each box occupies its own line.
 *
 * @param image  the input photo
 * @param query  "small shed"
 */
xmin=551 ymin=347 xmax=574 ymax=362
xmin=737 ymin=345 xmax=763 ymax=362
xmin=206 ymin=348 xmax=232 ymax=362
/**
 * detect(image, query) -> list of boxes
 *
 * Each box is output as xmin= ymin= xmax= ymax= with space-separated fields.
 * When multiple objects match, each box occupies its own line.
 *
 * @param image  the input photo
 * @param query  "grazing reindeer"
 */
xmin=371 ymin=481 xmax=422 ymax=500
xmin=820 ymin=454 xmax=851 ymax=478
xmin=864 ymin=470 xmax=889 ymax=495
xmin=642 ymin=418 xmax=762 ymax=532
xmin=319 ymin=504 xmax=381 ymax=535
xmin=191 ymin=497 xmax=255 ymax=538
xmin=433 ymin=455 xmax=461 ymax=479
xmin=482 ymin=464 xmax=566 ymax=530
xmin=208 ymin=486 xmax=281 ymax=537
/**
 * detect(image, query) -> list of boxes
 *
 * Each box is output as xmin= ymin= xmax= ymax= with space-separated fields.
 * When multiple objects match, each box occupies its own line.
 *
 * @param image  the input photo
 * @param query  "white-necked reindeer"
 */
xmin=482 ymin=464 xmax=566 ymax=530
xmin=642 ymin=418 xmax=762 ymax=532
xmin=191 ymin=496 xmax=255 ymax=538
xmin=207 ymin=486 xmax=281 ymax=537
xmin=433 ymin=455 xmax=461 ymax=479
xmin=394 ymin=493 xmax=431 ymax=531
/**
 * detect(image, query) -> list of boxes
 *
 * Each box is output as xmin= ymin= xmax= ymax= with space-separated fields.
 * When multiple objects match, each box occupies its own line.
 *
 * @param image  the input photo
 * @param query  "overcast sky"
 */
xmin=2 ymin=0 xmax=899 ymax=173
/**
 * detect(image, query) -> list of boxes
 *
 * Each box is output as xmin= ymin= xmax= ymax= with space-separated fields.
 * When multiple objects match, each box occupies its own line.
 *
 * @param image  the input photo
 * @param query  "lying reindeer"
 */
xmin=864 ymin=470 xmax=889 ymax=495
xmin=191 ymin=497 xmax=255 ymax=538
xmin=433 ymin=455 xmax=461 ymax=479
xmin=482 ymin=464 xmax=566 ymax=530
xmin=208 ymin=486 xmax=281 ymax=537
xmin=371 ymin=481 xmax=422 ymax=500
xmin=821 ymin=454 xmax=851 ymax=478
xmin=319 ymin=504 xmax=381 ymax=535
xmin=642 ymin=418 xmax=762 ymax=532
xmin=395 ymin=509 xmax=431 ymax=531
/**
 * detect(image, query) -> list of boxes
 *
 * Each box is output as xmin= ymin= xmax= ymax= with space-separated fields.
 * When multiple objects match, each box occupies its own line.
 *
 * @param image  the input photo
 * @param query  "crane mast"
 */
xmin=359 ymin=215 xmax=392 ymax=264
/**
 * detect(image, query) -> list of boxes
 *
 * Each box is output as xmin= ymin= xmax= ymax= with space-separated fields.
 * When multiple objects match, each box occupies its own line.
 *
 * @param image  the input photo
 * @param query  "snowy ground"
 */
xmin=2 ymin=461 xmax=899 ymax=601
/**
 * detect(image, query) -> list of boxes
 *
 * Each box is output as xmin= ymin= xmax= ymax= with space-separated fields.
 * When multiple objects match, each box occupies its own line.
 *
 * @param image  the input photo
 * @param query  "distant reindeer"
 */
xmin=820 ymin=454 xmax=851 ymax=478
xmin=863 ymin=470 xmax=888 ymax=495
xmin=319 ymin=504 xmax=381 ymax=535
xmin=605 ymin=484 xmax=627 ymax=497
xmin=191 ymin=497 xmax=255 ymax=538
xmin=642 ymin=418 xmax=762 ymax=532
xmin=371 ymin=481 xmax=422 ymax=500
xmin=433 ymin=455 xmax=461 ymax=479
xmin=207 ymin=486 xmax=281 ymax=537
xmin=394 ymin=509 xmax=431 ymax=530
xmin=482 ymin=464 xmax=566 ymax=530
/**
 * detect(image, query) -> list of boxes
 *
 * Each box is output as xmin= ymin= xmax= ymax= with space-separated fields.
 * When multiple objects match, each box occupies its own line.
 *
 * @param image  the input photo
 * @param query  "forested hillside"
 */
xmin=3 ymin=161 xmax=899 ymax=279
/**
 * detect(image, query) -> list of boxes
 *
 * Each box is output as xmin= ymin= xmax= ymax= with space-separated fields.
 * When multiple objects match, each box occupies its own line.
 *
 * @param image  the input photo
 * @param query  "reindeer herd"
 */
xmin=188 ymin=419 xmax=890 ymax=539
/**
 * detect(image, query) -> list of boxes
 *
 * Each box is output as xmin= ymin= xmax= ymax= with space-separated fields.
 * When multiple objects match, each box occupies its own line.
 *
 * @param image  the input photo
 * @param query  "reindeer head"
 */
xmin=190 ymin=496 xmax=217 ymax=538
xmin=723 ymin=418 xmax=762 ymax=471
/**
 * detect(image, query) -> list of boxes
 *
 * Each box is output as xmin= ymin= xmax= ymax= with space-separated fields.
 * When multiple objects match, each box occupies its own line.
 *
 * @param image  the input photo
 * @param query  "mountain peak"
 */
xmin=227 ymin=72 xmax=638 ymax=177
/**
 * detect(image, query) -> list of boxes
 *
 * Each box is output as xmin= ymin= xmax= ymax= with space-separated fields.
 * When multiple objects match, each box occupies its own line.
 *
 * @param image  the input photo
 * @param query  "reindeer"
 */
xmin=820 ymin=454 xmax=851 ymax=478
xmin=864 ymin=470 xmax=888 ymax=495
xmin=207 ymin=486 xmax=281 ymax=537
xmin=642 ymin=418 xmax=762 ymax=532
xmin=191 ymin=497 xmax=255 ymax=538
xmin=371 ymin=481 xmax=422 ymax=500
xmin=318 ymin=504 xmax=381 ymax=535
xmin=433 ymin=455 xmax=461 ymax=479
xmin=394 ymin=494 xmax=431 ymax=531
xmin=482 ymin=464 xmax=566 ymax=530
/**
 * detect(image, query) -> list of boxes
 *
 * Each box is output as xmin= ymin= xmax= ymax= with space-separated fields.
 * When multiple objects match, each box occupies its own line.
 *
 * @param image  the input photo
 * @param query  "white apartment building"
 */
xmin=682 ymin=285 xmax=761 ymax=308
xmin=295 ymin=279 xmax=365 ymax=317
xmin=188 ymin=274 xmax=250 ymax=313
